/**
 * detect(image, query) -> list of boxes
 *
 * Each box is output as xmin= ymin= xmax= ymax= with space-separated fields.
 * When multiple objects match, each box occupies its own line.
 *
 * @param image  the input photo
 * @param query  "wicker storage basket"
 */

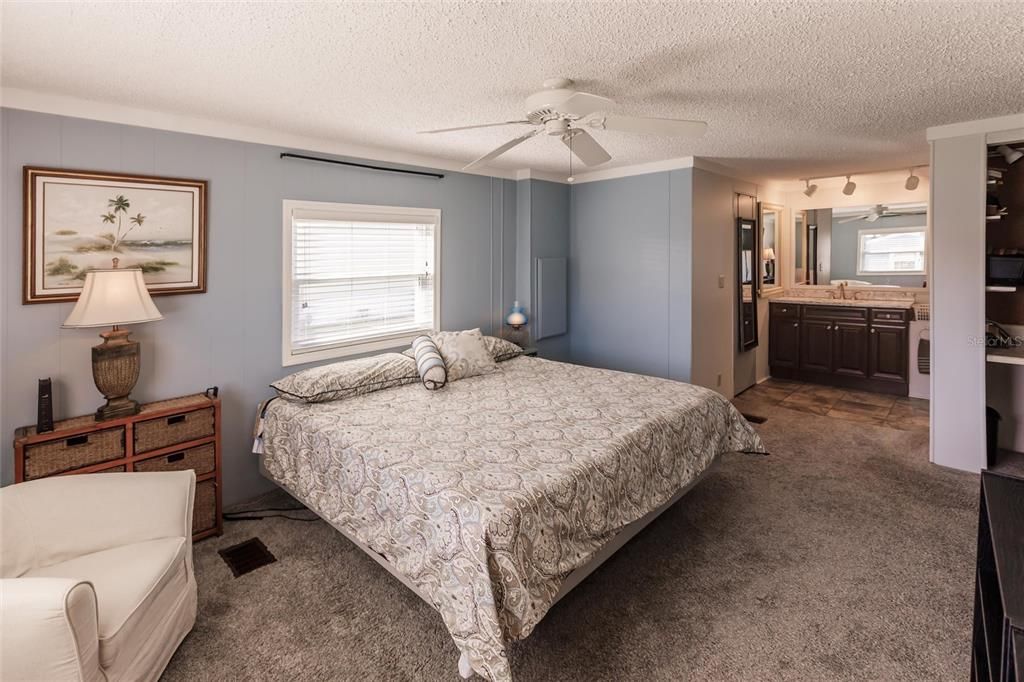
xmin=193 ymin=479 xmax=218 ymax=534
xmin=135 ymin=407 xmax=215 ymax=453
xmin=24 ymin=427 xmax=125 ymax=480
xmin=135 ymin=443 xmax=215 ymax=476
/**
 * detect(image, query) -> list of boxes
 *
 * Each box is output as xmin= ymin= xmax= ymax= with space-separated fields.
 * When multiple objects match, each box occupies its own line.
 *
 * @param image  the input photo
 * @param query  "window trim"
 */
xmin=281 ymin=199 xmax=441 ymax=367
xmin=855 ymin=225 xmax=927 ymax=276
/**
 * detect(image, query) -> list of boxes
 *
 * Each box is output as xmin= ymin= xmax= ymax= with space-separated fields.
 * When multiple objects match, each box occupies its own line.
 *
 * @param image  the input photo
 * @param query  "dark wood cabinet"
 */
xmin=869 ymin=324 xmax=909 ymax=383
xmin=833 ymin=322 xmax=870 ymax=378
xmin=769 ymin=316 xmax=801 ymax=368
xmin=972 ymin=471 xmax=1023 ymax=682
xmin=800 ymin=320 xmax=834 ymax=372
xmin=769 ymin=302 xmax=909 ymax=396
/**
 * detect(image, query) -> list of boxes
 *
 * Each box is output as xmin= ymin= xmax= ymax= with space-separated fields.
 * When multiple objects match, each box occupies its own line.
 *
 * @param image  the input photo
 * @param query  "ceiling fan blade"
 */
xmin=419 ymin=120 xmax=530 ymax=134
xmin=837 ymin=214 xmax=871 ymax=224
xmin=563 ymin=129 xmax=612 ymax=167
xmin=559 ymin=91 xmax=615 ymax=117
xmin=592 ymin=115 xmax=708 ymax=138
xmin=463 ymin=130 xmax=540 ymax=170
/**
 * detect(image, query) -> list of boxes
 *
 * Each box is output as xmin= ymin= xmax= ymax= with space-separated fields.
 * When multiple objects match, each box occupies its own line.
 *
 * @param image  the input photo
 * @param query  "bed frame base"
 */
xmin=259 ymin=454 xmax=720 ymax=679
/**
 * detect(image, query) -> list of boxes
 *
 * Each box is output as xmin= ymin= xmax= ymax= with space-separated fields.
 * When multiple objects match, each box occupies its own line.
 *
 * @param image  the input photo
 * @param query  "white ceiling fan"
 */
xmin=419 ymin=77 xmax=708 ymax=173
xmin=836 ymin=204 xmax=927 ymax=224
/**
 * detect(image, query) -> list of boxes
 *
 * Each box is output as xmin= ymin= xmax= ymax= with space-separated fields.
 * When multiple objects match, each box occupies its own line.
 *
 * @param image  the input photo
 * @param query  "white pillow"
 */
xmin=431 ymin=328 xmax=497 ymax=381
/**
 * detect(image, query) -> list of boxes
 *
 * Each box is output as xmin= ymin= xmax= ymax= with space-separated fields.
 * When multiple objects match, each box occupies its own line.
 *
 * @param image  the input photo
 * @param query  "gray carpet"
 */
xmin=164 ymin=401 xmax=979 ymax=681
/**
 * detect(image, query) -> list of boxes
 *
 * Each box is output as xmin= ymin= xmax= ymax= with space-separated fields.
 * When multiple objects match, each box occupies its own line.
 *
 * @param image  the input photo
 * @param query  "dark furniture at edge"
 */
xmin=13 ymin=393 xmax=223 ymax=542
xmin=768 ymin=302 xmax=910 ymax=396
xmin=972 ymin=469 xmax=1023 ymax=682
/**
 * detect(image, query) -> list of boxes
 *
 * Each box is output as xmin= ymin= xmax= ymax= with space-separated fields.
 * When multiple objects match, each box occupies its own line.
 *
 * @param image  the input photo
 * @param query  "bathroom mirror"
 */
xmin=794 ymin=202 xmax=928 ymax=287
xmin=760 ymin=203 xmax=783 ymax=292
xmin=737 ymin=217 xmax=758 ymax=351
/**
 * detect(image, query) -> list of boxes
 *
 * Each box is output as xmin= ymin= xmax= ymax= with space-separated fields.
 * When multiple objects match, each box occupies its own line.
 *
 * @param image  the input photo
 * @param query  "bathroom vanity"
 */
xmin=769 ymin=298 xmax=911 ymax=395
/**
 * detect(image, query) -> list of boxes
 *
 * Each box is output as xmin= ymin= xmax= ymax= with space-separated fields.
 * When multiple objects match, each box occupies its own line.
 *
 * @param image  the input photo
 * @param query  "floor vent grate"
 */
xmin=219 ymin=537 xmax=276 ymax=578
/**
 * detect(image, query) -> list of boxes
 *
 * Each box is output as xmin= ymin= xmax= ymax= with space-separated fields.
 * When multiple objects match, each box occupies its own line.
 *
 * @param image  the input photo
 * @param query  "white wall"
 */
xmin=692 ymin=168 xmax=760 ymax=398
xmin=929 ymin=134 xmax=987 ymax=471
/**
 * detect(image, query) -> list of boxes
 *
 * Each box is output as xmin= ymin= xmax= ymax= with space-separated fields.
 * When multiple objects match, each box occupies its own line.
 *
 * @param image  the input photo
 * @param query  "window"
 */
xmin=282 ymin=200 xmax=439 ymax=366
xmin=856 ymin=226 xmax=927 ymax=275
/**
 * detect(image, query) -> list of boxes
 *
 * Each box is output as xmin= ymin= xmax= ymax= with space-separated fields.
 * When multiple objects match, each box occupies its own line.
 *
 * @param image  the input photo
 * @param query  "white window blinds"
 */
xmin=283 ymin=201 xmax=439 ymax=365
xmin=857 ymin=228 xmax=926 ymax=274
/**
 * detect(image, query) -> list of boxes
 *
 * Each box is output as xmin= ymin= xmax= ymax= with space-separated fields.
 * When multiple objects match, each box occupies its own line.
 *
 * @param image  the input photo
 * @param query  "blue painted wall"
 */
xmin=569 ymin=170 xmax=695 ymax=379
xmin=518 ymin=179 xmax=571 ymax=360
xmin=0 ymin=108 xmax=518 ymax=503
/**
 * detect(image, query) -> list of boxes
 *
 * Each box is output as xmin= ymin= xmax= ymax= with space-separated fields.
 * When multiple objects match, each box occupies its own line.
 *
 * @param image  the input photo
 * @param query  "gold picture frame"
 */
xmin=23 ymin=166 xmax=208 ymax=304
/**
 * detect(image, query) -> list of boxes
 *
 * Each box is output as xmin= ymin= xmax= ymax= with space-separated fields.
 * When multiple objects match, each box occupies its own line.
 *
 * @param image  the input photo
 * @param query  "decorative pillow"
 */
xmin=431 ymin=328 xmax=497 ymax=381
xmin=411 ymin=335 xmax=447 ymax=390
xmin=270 ymin=353 xmax=418 ymax=403
xmin=483 ymin=335 xmax=524 ymax=362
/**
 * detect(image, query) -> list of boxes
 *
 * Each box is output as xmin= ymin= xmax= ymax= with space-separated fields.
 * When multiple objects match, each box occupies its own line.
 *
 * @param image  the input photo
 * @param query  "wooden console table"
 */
xmin=13 ymin=392 xmax=222 ymax=541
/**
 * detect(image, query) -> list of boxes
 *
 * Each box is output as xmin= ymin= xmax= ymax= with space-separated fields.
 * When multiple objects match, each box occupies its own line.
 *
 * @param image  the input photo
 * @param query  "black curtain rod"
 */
xmin=280 ymin=152 xmax=444 ymax=179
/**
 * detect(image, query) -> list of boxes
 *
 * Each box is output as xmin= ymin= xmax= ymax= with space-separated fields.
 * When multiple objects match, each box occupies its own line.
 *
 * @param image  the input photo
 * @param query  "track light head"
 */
xmin=842 ymin=176 xmax=856 ymax=196
xmin=998 ymin=145 xmax=1024 ymax=165
xmin=803 ymin=179 xmax=818 ymax=197
xmin=905 ymin=170 xmax=920 ymax=191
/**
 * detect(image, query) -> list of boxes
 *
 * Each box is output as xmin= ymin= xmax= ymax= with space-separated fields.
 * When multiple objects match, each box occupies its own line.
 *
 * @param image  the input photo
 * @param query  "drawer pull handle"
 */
xmin=167 ymin=452 xmax=185 ymax=463
xmin=167 ymin=415 xmax=186 ymax=425
xmin=66 ymin=435 xmax=89 ymax=447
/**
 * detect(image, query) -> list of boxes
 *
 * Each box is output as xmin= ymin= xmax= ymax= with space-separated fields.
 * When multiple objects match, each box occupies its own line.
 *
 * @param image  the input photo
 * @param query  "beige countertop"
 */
xmin=769 ymin=296 xmax=915 ymax=310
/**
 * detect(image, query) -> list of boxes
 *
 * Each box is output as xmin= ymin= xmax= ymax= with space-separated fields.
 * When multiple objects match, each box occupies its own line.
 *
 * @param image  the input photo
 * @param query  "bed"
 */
xmin=256 ymin=355 xmax=763 ymax=681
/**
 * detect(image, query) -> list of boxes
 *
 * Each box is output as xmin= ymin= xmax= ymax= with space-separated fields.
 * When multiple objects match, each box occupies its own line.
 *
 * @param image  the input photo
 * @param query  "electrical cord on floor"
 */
xmin=222 ymin=506 xmax=320 ymax=523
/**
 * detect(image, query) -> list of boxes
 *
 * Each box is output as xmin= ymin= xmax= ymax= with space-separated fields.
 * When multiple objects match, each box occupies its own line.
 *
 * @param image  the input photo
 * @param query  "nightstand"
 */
xmin=521 ymin=347 xmax=539 ymax=357
xmin=13 ymin=391 xmax=223 ymax=542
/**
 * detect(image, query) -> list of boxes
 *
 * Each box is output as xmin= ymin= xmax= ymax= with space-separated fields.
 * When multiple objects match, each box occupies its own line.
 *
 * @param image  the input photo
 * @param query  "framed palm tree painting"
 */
xmin=23 ymin=167 xmax=208 ymax=303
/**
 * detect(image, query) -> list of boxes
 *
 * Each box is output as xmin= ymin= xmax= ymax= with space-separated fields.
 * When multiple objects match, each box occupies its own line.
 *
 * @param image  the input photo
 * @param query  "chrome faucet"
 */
xmin=837 ymin=282 xmax=847 ymax=300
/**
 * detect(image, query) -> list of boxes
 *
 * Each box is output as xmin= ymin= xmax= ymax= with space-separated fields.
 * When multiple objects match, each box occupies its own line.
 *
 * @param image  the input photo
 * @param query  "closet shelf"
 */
xmin=986 ymin=285 xmax=1017 ymax=292
xmin=987 ymin=346 xmax=1024 ymax=365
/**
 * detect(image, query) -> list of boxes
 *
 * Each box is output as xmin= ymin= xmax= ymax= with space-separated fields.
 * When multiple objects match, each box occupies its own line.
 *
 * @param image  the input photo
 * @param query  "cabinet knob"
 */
xmin=793 ymin=322 xmax=798 ymax=328
xmin=826 ymin=325 xmax=832 ymax=330
xmin=870 ymin=328 xmax=876 ymax=334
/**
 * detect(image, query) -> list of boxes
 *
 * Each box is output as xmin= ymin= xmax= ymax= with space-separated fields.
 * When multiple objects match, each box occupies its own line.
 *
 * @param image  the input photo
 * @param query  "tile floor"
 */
xmin=733 ymin=378 xmax=930 ymax=431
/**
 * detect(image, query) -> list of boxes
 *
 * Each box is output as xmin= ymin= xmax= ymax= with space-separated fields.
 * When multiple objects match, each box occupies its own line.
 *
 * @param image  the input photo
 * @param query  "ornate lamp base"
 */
xmin=92 ymin=328 xmax=142 ymax=421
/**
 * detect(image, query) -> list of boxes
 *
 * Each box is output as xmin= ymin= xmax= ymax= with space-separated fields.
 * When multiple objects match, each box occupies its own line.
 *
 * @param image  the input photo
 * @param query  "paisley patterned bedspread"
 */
xmin=260 ymin=356 xmax=762 ymax=681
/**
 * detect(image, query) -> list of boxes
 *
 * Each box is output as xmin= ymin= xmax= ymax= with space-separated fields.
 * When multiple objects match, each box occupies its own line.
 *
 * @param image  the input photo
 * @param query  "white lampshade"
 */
xmin=762 ymin=247 xmax=776 ymax=261
xmin=62 ymin=268 xmax=163 ymax=328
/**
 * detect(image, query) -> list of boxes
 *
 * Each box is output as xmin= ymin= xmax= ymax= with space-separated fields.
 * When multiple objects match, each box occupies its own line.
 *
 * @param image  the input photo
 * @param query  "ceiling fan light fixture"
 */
xmin=905 ymin=169 xmax=920 ymax=191
xmin=803 ymin=180 xmax=818 ymax=197
xmin=998 ymin=145 xmax=1024 ymax=165
xmin=842 ymin=176 xmax=857 ymax=196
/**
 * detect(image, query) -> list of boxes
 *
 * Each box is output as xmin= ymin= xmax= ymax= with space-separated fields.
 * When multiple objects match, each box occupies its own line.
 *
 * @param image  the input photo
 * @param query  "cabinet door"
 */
xmin=833 ymin=322 xmax=869 ymax=378
xmin=869 ymin=324 xmax=908 ymax=382
xmin=770 ymin=317 xmax=801 ymax=368
xmin=800 ymin=319 xmax=833 ymax=372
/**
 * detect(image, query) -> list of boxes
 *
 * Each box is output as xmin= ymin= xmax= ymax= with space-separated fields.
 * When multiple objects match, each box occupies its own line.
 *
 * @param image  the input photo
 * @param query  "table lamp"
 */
xmin=62 ymin=263 xmax=163 ymax=420
xmin=504 ymin=301 xmax=529 ymax=348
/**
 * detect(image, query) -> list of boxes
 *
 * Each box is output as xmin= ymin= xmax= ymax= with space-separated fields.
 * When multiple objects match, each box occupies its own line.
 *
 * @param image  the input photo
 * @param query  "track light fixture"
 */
xmin=802 ymin=179 xmax=818 ymax=197
xmin=905 ymin=169 xmax=920 ymax=191
xmin=842 ymin=176 xmax=856 ymax=196
xmin=998 ymin=145 xmax=1023 ymax=166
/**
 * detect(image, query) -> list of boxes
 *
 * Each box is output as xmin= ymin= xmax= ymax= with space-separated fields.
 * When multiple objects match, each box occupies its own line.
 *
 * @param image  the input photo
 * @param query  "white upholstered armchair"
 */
xmin=1 ymin=471 xmax=198 ymax=682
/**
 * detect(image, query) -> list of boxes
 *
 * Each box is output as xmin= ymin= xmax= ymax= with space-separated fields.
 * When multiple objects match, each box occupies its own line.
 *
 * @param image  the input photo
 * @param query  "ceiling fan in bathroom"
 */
xmin=836 ymin=204 xmax=927 ymax=224
xmin=418 ymin=78 xmax=708 ymax=175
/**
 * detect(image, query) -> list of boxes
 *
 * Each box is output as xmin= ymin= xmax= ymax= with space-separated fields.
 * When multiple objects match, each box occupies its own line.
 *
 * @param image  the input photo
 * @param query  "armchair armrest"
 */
xmin=0 ymin=578 xmax=104 ymax=682
xmin=1 ymin=471 xmax=196 ymax=575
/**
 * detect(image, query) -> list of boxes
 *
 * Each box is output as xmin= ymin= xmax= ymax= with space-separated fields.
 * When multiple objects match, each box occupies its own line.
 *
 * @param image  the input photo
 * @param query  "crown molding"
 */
xmin=0 ymin=87 xmax=526 ymax=180
xmin=926 ymin=112 xmax=1024 ymax=142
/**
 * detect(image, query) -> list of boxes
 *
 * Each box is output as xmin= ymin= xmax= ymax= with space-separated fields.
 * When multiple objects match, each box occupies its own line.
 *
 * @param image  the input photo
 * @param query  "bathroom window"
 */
xmin=857 ymin=227 xmax=926 ymax=275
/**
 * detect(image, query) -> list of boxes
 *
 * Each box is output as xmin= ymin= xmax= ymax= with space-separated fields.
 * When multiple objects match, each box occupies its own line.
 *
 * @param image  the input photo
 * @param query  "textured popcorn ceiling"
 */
xmin=2 ymin=1 xmax=1022 ymax=181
